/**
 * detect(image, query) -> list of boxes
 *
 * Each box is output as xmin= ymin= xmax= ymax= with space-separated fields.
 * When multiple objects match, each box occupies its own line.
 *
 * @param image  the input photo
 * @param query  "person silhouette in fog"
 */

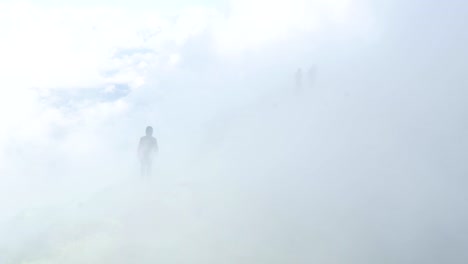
xmin=138 ymin=126 xmax=158 ymax=177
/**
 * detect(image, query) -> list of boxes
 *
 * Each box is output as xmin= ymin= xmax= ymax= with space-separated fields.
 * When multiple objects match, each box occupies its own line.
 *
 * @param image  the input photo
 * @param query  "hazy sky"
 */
xmin=0 ymin=0 xmax=227 ymax=11
xmin=0 ymin=0 xmax=467 ymax=263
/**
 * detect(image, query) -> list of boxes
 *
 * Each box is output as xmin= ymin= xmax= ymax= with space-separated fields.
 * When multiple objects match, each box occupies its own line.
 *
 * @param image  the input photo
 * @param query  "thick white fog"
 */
xmin=1 ymin=0 xmax=467 ymax=263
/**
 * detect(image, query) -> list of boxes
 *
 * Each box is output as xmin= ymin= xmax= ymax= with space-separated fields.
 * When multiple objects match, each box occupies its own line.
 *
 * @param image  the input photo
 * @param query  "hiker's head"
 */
xmin=145 ymin=126 xmax=153 ymax=136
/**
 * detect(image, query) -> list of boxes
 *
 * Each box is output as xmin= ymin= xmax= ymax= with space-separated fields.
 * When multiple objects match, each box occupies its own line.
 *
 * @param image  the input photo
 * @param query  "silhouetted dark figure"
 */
xmin=138 ymin=126 xmax=158 ymax=177
xmin=295 ymin=68 xmax=303 ymax=93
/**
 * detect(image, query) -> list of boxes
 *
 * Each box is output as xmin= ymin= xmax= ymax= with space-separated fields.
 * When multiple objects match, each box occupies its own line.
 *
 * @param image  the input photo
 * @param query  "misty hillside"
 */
xmin=2 ymin=81 xmax=467 ymax=263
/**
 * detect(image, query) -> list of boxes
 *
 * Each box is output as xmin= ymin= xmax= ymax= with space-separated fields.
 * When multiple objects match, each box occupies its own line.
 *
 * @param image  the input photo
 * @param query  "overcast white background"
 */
xmin=0 ymin=0 xmax=467 ymax=263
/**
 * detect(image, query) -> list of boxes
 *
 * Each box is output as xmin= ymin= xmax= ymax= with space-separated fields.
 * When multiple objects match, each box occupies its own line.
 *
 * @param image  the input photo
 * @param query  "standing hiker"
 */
xmin=138 ymin=126 xmax=158 ymax=177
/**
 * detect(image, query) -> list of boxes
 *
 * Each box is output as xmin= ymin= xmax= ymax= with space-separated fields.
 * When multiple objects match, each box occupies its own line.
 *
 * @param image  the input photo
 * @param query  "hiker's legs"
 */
xmin=141 ymin=158 xmax=152 ymax=177
xmin=146 ymin=159 xmax=152 ymax=177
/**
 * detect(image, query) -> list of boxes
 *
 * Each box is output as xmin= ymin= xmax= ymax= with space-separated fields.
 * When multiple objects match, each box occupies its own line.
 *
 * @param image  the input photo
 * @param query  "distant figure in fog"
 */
xmin=295 ymin=68 xmax=303 ymax=93
xmin=138 ymin=126 xmax=158 ymax=177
